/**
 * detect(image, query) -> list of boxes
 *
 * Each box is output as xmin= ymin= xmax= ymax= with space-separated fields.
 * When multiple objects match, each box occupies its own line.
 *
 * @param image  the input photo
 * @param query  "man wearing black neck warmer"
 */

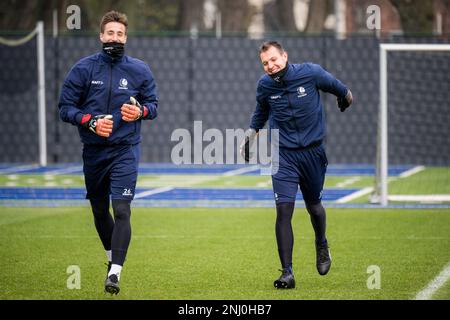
xmin=58 ymin=11 xmax=158 ymax=296
xmin=240 ymin=41 xmax=353 ymax=290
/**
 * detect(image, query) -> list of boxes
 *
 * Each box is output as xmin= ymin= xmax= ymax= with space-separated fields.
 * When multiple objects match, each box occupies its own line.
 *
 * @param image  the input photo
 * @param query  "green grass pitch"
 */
xmin=1 ymin=206 xmax=449 ymax=300
xmin=1 ymin=166 xmax=449 ymax=300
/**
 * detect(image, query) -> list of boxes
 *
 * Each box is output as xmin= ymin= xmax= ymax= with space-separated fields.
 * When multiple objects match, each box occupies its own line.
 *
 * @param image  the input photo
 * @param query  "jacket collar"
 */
xmin=99 ymin=50 xmax=125 ymax=64
xmin=268 ymin=63 xmax=292 ymax=85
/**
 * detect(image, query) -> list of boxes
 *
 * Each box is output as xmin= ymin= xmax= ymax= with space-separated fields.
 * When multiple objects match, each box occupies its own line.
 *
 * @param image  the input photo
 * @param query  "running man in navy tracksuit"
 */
xmin=240 ymin=41 xmax=352 ymax=289
xmin=59 ymin=11 xmax=157 ymax=295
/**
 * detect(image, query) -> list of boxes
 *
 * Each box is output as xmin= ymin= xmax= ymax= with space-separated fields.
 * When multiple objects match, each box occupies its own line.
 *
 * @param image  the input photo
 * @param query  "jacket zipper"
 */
xmin=286 ymin=89 xmax=301 ymax=145
xmin=105 ymin=63 xmax=113 ymax=142
xmin=106 ymin=63 xmax=113 ymax=115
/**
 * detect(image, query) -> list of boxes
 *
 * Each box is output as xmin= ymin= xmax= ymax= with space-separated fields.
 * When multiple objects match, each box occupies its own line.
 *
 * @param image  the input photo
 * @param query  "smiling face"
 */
xmin=100 ymin=21 xmax=127 ymax=44
xmin=260 ymin=45 xmax=288 ymax=75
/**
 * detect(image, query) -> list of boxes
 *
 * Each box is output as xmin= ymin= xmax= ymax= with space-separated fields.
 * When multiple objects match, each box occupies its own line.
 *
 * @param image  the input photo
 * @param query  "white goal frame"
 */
xmin=377 ymin=43 xmax=450 ymax=206
xmin=36 ymin=21 xmax=46 ymax=166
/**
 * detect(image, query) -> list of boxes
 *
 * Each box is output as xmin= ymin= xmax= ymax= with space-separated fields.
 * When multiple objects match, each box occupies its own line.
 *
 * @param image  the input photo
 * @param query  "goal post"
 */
xmin=374 ymin=43 xmax=450 ymax=206
xmin=37 ymin=21 xmax=47 ymax=167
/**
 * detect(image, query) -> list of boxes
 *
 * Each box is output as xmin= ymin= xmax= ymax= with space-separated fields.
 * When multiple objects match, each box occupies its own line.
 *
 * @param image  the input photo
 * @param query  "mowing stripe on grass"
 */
xmin=2 ymin=199 xmax=450 ymax=208
xmin=414 ymin=261 xmax=450 ymax=300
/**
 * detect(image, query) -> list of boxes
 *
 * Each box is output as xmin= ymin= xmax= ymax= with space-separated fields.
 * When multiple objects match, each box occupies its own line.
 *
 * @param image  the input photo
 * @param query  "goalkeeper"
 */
xmin=240 ymin=41 xmax=352 ymax=289
xmin=58 ymin=11 xmax=158 ymax=295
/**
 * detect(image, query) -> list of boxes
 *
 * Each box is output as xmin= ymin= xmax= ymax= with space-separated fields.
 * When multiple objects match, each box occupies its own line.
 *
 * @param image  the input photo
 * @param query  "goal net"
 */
xmin=372 ymin=44 xmax=450 ymax=206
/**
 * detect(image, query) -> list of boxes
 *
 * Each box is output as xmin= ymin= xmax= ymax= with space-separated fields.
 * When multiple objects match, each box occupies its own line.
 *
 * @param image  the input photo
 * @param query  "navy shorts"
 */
xmin=82 ymin=144 xmax=140 ymax=201
xmin=271 ymin=144 xmax=328 ymax=205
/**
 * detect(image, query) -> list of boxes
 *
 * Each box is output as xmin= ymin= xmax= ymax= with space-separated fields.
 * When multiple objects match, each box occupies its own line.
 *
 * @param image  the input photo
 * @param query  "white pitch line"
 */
xmin=336 ymin=177 xmax=361 ymax=188
xmin=223 ymin=165 xmax=260 ymax=176
xmin=134 ymin=186 xmax=174 ymax=199
xmin=0 ymin=164 xmax=40 ymax=174
xmin=336 ymin=187 xmax=374 ymax=204
xmin=399 ymin=165 xmax=425 ymax=178
xmin=414 ymin=261 xmax=450 ymax=300
xmin=335 ymin=165 xmax=426 ymax=203
xmin=388 ymin=195 xmax=450 ymax=202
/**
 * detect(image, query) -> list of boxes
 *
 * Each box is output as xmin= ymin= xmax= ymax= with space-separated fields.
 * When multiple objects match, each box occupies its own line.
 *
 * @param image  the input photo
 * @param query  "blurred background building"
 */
xmin=1 ymin=0 xmax=449 ymax=37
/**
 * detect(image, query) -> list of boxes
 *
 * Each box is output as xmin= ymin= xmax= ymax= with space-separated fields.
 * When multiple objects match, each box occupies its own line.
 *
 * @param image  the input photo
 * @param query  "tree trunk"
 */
xmin=0 ymin=0 xmax=39 ymax=31
xmin=178 ymin=0 xmax=205 ymax=31
xmin=440 ymin=0 xmax=450 ymax=36
xmin=304 ymin=0 xmax=330 ymax=33
xmin=390 ymin=0 xmax=434 ymax=34
xmin=277 ymin=0 xmax=298 ymax=32
xmin=263 ymin=0 xmax=298 ymax=32
xmin=218 ymin=0 xmax=252 ymax=32
xmin=263 ymin=0 xmax=281 ymax=32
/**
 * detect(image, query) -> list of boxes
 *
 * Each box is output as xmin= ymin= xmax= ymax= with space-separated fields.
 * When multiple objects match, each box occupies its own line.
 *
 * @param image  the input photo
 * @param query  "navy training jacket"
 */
xmin=250 ymin=63 xmax=348 ymax=149
xmin=59 ymin=51 xmax=158 ymax=145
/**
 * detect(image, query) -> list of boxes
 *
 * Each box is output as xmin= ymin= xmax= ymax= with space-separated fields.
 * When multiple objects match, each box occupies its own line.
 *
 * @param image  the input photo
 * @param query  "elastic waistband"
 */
xmin=83 ymin=142 xmax=138 ymax=149
xmin=280 ymin=140 xmax=322 ymax=151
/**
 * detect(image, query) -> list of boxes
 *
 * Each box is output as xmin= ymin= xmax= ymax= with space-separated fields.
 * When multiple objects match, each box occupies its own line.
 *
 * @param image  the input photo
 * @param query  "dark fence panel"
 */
xmin=1 ymin=35 xmax=448 ymax=165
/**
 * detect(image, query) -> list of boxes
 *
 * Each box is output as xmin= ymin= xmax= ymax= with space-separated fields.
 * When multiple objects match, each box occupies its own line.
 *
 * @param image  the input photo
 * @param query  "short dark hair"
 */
xmin=259 ymin=41 xmax=285 ymax=54
xmin=100 ymin=11 xmax=128 ymax=33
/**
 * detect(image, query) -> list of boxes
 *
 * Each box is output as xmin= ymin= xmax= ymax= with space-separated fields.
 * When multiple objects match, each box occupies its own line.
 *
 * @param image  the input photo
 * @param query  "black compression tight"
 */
xmin=90 ymin=197 xmax=114 ymax=252
xmin=90 ymin=198 xmax=132 ymax=266
xmin=275 ymin=201 xmax=327 ymax=269
xmin=111 ymin=199 xmax=132 ymax=266
xmin=305 ymin=201 xmax=327 ymax=245
xmin=275 ymin=202 xmax=295 ymax=269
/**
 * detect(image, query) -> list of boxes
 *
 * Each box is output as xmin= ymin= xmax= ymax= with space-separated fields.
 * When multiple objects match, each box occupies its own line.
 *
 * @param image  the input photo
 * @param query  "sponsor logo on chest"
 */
xmin=297 ymin=86 xmax=307 ymax=98
xmin=118 ymin=78 xmax=128 ymax=90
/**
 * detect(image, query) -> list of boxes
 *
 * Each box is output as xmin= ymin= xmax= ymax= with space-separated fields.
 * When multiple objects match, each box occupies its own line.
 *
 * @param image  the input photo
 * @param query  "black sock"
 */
xmin=111 ymin=199 xmax=132 ymax=266
xmin=305 ymin=201 xmax=327 ymax=245
xmin=275 ymin=202 xmax=295 ymax=270
xmin=90 ymin=197 xmax=114 ymax=251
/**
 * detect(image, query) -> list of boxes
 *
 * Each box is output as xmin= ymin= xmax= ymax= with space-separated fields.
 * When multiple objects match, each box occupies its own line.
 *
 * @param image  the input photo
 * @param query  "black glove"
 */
xmin=337 ymin=96 xmax=349 ymax=112
xmin=80 ymin=114 xmax=113 ymax=133
xmin=242 ymin=138 xmax=251 ymax=162
xmin=239 ymin=129 xmax=258 ymax=162
xmin=337 ymin=90 xmax=353 ymax=112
